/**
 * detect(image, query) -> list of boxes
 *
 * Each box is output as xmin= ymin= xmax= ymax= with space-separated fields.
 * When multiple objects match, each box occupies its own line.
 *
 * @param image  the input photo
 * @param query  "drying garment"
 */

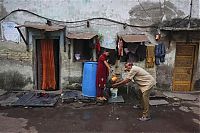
xmin=41 ymin=39 xmax=56 ymax=90
xmin=117 ymin=39 xmax=124 ymax=56
xmin=96 ymin=39 xmax=101 ymax=54
xmin=155 ymin=43 xmax=166 ymax=65
xmin=136 ymin=44 xmax=147 ymax=61
xmin=124 ymin=43 xmax=139 ymax=63
xmin=96 ymin=53 xmax=109 ymax=97
xmin=146 ymin=45 xmax=155 ymax=68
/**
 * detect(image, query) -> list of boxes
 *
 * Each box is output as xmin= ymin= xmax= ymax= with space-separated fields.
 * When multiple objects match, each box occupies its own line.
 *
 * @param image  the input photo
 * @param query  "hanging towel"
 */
xmin=146 ymin=45 xmax=155 ymax=68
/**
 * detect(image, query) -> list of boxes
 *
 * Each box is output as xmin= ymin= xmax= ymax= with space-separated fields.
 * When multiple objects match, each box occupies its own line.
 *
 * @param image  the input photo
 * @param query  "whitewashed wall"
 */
xmin=2 ymin=0 xmax=199 ymax=49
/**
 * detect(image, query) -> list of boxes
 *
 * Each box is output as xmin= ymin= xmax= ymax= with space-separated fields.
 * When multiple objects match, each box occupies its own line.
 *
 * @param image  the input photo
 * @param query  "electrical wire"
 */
xmin=90 ymin=22 xmax=118 ymax=27
xmin=0 ymin=8 xmax=194 ymax=29
xmin=66 ymin=24 xmax=86 ymax=28
xmin=0 ymin=9 xmax=156 ymax=28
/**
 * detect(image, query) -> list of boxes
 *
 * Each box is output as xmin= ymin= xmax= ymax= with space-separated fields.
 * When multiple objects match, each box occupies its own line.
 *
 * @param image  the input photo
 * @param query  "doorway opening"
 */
xmin=35 ymin=39 xmax=60 ymax=90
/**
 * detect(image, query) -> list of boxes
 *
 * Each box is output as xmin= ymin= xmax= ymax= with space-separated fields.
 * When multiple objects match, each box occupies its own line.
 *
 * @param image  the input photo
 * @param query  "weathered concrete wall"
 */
xmin=156 ymin=40 xmax=176 ymax=90
xmin=0 ymin=42 xmax=33 ymax=90
xmin=0 ymin=0 xmax=199 ymax=90
xmin=0 ymin=0 xmax=3 ymax=19
xmin=2 ymin=0 xmax=200 ymax=48
xmin=60 ymin=48 xmax=84 ymax=87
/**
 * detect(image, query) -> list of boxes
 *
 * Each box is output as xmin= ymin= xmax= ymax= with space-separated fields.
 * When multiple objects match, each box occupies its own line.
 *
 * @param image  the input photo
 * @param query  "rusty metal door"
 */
xmin=173 ymin=43 xmax=196 ymax=91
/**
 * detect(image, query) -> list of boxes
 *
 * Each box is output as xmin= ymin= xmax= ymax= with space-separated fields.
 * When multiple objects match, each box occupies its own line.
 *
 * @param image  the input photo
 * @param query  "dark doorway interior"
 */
xmin=73 ymin=39 xmax=93 ymax=61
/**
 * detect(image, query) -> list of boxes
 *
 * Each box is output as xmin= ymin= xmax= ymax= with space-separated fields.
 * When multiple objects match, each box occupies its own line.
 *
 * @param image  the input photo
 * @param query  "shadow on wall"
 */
xmin=0 ymin=71 xmax=32 ymax=91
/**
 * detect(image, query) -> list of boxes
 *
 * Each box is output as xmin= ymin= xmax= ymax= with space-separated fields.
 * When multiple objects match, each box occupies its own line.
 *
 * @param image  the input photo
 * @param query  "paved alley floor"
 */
xmin=0 ymin=90 xmax=199 ymax=133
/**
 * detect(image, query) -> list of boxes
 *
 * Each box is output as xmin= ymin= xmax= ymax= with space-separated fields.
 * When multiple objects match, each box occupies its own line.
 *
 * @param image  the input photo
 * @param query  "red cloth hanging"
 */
xmin=118 ymin=39 xmax=123 ymax=56
xmin=96 ymin=39 xmax=101 ymax=54
xmin=41 ymin=39 xmax=56 ymax=90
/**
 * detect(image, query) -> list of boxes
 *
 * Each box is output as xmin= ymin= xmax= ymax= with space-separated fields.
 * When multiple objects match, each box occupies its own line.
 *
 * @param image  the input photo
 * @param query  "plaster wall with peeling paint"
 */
xmin=1 ymin=0 xmax=199 ymax=48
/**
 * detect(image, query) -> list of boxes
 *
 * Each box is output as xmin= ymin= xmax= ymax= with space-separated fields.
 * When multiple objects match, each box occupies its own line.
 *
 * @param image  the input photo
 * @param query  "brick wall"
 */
xmin=0 ymin=48 xmax=32 ymax=63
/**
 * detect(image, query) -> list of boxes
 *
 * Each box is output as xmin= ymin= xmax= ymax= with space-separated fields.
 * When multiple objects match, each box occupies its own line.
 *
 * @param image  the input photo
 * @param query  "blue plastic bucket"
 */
xmin=82 ymin=62 xmax=97 ymax=97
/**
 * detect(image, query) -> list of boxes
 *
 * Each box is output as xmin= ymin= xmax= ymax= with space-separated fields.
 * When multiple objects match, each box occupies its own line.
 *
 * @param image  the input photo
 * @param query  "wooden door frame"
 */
xmin=192 ymin=42 xmax=199 ymax=90
xmin=173 ymin=42 xmax=199 ymax=91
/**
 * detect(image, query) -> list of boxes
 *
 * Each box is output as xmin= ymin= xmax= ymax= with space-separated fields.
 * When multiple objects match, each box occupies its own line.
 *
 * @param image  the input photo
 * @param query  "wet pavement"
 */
xmin=0 ymin=89 xmax=199 ymax=133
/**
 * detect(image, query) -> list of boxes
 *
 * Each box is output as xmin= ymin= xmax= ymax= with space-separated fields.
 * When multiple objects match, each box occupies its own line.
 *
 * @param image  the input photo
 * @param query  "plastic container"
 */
xmin=110 ymin=88 xmax=118 ymax=98
xmin=82 ymin=62 xmax=97 ymax=97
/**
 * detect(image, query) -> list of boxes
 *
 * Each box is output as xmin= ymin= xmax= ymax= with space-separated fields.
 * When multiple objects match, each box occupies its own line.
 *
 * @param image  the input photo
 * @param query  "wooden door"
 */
xmin=173 ymin=43 xmax=196 ymax=91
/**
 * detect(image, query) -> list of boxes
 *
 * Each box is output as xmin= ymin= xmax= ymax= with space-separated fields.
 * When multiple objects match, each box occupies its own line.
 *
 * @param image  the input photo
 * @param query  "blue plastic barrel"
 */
xmin=82 ymin=62 xmax=97 ymax=97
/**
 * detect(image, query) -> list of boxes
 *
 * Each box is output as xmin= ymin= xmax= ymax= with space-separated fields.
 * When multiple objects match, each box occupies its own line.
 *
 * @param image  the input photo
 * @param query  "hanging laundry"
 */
xmin=96 ymin=39 xmax=101 ymax=57
xmin=117 ymin=38 xmax=123 ymax=56
xmin=146 ymin=45 xmax=155 ymax=68
xmin=124 ymin=43 xmax=139 ymax=63
xmin=136 ymin=43 xmax=147 ymax=61
xmin=155 ymin=43 xmax=166 ymax=65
